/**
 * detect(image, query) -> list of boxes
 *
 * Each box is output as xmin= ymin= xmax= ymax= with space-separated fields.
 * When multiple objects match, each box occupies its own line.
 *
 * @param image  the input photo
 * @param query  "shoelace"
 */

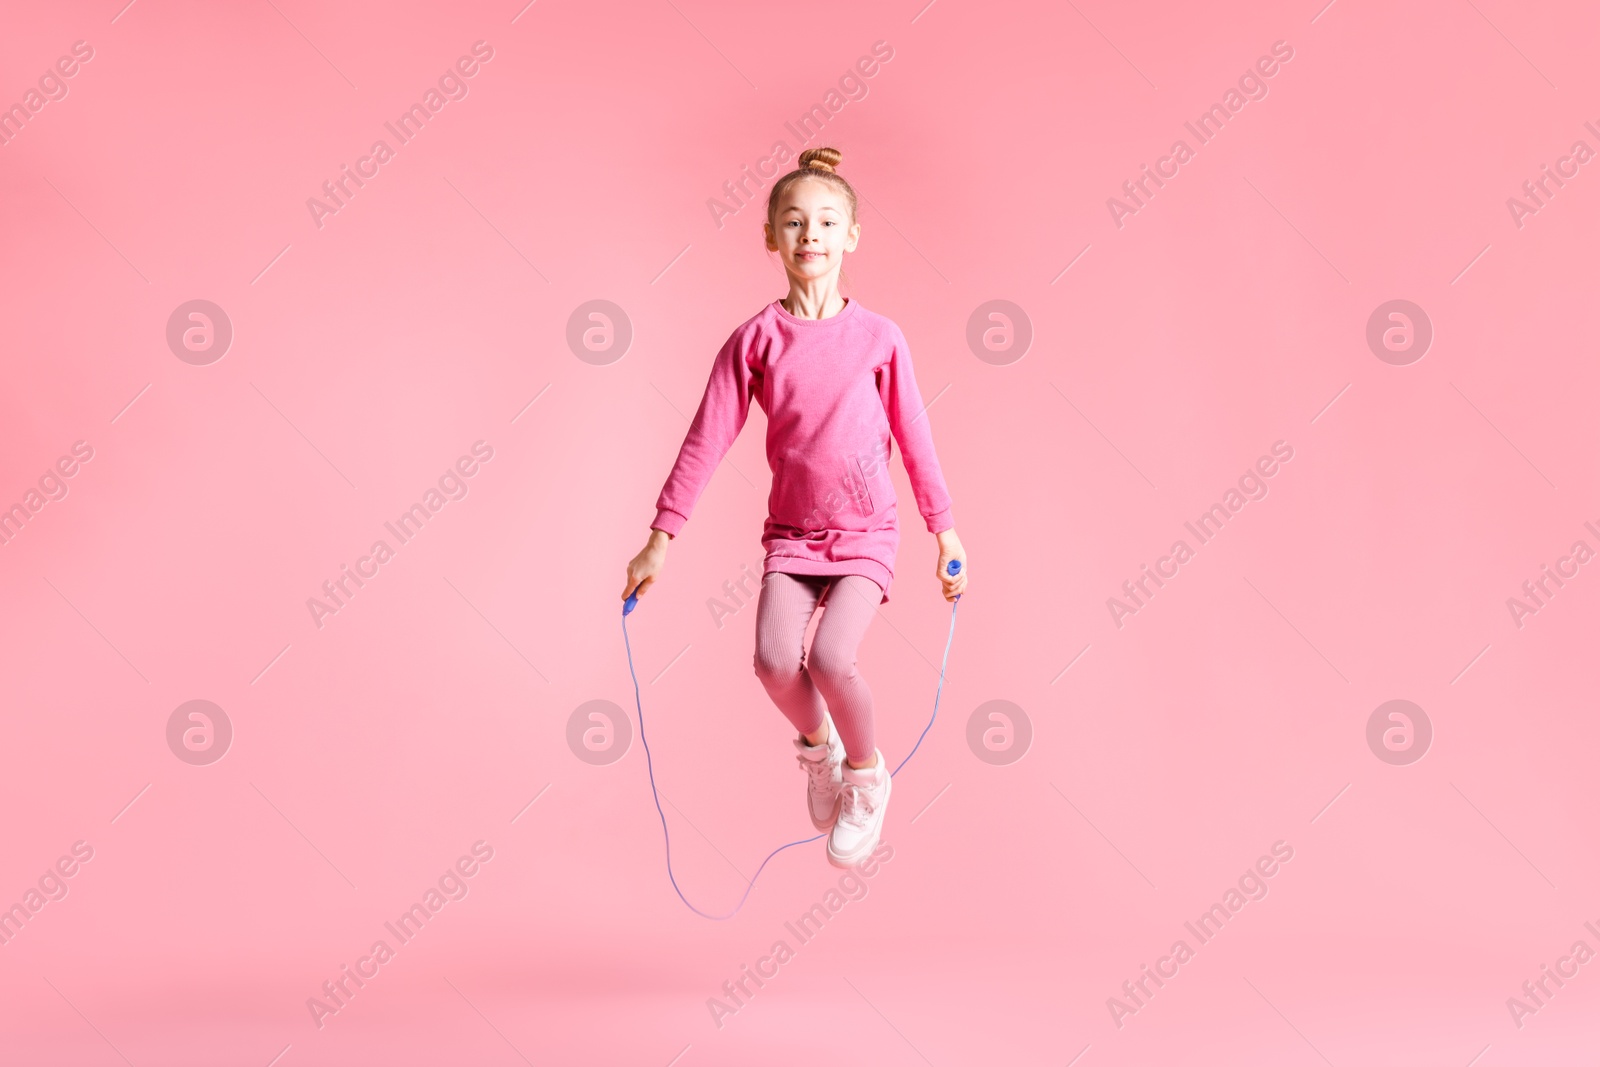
xmin=837 ymin=778 xmax=878 ymax=828
xmin=798 ymin=751 xmax=837 ymax=790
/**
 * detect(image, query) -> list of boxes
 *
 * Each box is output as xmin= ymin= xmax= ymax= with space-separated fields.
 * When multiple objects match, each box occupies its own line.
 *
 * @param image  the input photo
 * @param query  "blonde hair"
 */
xmin=765 ymin=146 xmax=858 ymax=230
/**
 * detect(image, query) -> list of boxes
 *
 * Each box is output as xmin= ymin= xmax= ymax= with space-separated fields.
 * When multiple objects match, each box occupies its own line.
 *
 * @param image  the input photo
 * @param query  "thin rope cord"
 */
xmin=622 ymin=589 xmax=960 ymax=921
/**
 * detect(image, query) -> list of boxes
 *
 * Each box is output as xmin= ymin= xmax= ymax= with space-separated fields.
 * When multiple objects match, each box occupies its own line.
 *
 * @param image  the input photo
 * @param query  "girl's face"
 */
xmin=764 ymin=179 xmax=860 ymax=282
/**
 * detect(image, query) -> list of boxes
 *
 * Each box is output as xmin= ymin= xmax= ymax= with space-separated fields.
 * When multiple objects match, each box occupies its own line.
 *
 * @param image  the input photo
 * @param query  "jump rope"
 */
xmin=621 ymin=559 xmax=963 ymax=920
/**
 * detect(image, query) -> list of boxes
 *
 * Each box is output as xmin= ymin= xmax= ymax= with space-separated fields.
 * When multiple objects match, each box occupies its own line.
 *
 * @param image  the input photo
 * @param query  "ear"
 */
xmin=844 ymin=220 xmax=861 ymax=253
xmin=763 ymin=221 xmax=779 ymax=252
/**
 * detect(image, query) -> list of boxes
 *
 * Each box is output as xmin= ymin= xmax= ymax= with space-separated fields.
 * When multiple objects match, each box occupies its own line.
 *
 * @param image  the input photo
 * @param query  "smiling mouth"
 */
xmin=797 ymin=251 xmax=826 ymax=260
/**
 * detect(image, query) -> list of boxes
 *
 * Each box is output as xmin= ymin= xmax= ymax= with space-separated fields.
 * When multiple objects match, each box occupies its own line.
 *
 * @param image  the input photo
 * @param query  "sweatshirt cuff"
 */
xmin=924 ymin=507 xmax=954 ymax=534
xmin=651 ymin=507 xmax=687 ymax=537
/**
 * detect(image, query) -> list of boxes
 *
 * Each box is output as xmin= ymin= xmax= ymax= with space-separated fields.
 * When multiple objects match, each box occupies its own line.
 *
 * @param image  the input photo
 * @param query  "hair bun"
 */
xmin=798 ymin=146 xmax=842 ymax=174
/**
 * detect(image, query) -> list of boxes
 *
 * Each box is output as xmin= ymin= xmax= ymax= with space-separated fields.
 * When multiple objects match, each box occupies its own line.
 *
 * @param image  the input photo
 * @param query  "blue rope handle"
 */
xmin=621 ymin=560 xmax=962 ymax=920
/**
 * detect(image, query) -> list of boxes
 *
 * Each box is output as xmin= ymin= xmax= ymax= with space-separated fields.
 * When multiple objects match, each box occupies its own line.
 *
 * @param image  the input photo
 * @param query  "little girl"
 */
xmin=623 ymin=146 xmax=968 ymax=868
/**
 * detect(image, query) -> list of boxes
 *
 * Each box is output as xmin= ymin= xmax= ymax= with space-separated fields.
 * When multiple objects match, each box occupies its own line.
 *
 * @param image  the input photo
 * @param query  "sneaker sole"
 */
xmin=825 ymin=772 xmax=890 ymax=868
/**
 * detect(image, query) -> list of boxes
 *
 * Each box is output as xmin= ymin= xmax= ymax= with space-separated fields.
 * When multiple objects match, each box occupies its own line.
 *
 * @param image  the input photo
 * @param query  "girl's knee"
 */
xmin=753 ymin=646 xmax=802 ymax=683
xmin=806 ymin=647 xmax=857 ymax=686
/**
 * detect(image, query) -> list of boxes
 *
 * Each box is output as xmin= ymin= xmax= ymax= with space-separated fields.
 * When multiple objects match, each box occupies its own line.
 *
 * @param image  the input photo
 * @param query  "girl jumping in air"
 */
xmin=623 ymin=146 xmax=968 ymax=868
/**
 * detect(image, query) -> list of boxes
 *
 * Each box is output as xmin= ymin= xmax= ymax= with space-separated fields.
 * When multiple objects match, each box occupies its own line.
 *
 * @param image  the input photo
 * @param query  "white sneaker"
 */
xmin=794 ymin=712 xmax=846 ymax=831
xmin=827 ymin=750 xmax=891 ymax=868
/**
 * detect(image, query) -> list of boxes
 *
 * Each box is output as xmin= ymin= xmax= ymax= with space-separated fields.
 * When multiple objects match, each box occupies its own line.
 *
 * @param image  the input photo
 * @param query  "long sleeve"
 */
xmin=878 ymin=325 xmax=955 ymax=534
xmin=651 ymin=330 xmax=758 ymax=537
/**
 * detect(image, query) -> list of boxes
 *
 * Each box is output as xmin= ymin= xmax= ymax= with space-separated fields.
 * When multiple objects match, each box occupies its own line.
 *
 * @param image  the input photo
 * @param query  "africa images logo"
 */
xmin=305 ymin=41 xmax=496 ymax=230
xmin=1106 ymin=40 xmax=1296 ymax=229
xmin=704 ymin=40 xmax=895 ymax=230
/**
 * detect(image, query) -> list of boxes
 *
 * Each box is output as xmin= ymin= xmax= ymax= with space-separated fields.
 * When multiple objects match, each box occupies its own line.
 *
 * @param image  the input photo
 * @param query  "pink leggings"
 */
xmin=753 ymin=572 xmax=882 ymax=764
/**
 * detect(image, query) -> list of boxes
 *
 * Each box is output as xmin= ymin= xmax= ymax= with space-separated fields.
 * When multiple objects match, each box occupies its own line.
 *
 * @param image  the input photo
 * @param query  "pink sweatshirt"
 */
xmin=651 ymin=297 xmax=954 ymax=605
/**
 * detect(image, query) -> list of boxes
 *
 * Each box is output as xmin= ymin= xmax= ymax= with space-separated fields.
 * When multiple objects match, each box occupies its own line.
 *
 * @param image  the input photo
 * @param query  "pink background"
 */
xmin=3 ymin=0 xmax=1599 ymax=1063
